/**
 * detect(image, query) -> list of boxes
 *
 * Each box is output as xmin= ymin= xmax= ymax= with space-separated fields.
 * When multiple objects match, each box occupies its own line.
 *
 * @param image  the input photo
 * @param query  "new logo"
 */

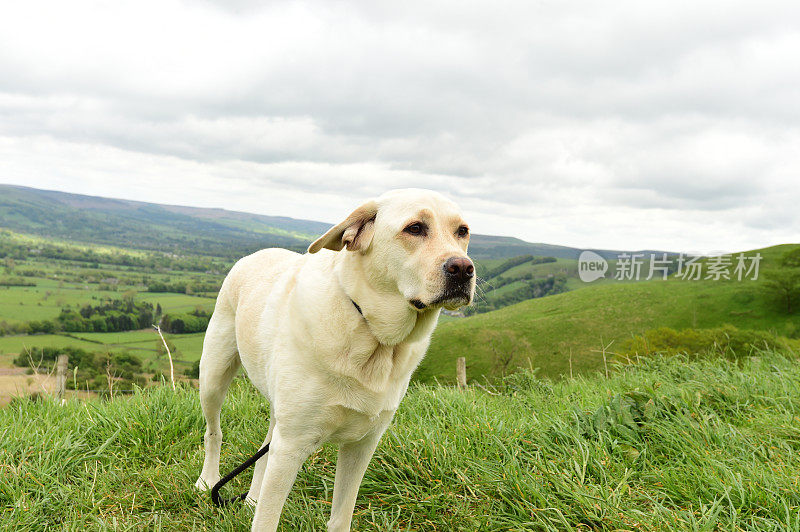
xmin=578 ymin=250 xmax=607 ymax=282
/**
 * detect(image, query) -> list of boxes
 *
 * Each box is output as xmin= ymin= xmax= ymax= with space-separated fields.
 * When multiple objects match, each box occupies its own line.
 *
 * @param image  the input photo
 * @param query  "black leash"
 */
xmin=211 ymin=441 xmax=271 ymax=506
xmin=211 ymin=298 xmax=362 ymax=508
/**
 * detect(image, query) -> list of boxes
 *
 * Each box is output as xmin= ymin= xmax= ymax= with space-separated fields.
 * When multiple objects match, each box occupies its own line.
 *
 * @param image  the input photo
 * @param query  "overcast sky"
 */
xmin=1 ymin=0 xmax=798 ymax=253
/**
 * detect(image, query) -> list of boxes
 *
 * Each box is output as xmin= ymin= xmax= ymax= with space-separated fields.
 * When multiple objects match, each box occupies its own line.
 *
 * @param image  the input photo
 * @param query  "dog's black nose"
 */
xmin=443 ymin=257 xmax=474 ymax=283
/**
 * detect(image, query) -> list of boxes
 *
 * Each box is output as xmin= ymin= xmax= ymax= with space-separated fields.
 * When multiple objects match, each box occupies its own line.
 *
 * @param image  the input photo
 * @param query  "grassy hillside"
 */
xmin=421 ymin=244 xmax=800 ymax=383
xmin=471 ymin=253 xmax=687 ymax=315
xmin=2 ymin=352 xmax=799 ymax=530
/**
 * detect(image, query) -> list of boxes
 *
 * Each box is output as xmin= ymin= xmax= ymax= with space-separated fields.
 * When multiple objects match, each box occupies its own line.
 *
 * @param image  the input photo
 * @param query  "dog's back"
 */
xmin=217 ymin=248 xmax=302 ymax=316
xmin=210 ymin=248 xmax=307 ymax=390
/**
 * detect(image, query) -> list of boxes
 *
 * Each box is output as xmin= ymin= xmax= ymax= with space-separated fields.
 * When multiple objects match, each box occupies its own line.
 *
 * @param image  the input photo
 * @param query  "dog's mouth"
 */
xmin=410 ymin=287 xmax=473 ymax=311
xmin=409 ymin=298 xmax=427 ymax=310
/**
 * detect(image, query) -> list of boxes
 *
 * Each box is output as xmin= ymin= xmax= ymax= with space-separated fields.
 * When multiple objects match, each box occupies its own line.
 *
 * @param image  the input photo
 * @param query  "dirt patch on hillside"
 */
xmin=0 ymin=373 xmax=55 ymax=406
xmin=0 ymin=367 xmax=28 ymax=376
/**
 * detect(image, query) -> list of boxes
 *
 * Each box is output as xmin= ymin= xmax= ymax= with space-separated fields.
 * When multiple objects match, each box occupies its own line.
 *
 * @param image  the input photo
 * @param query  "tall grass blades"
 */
xmin=1 ymin=351 xmax=799 ymax=530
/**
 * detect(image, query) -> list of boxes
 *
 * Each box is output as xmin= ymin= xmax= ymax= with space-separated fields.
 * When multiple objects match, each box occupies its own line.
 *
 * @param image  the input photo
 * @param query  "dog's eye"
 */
xmin=457 ymin=226 xmax=469 ymax=238
xmin=404 ymin=223 xmax=426 ymax=236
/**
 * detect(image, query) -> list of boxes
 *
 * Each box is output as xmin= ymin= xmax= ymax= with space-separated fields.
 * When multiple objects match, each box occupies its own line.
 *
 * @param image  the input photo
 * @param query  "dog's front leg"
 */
xmin=246 ymin=415 xmax=276 ymax=506
xmin=327 ymin=415 xmax=393 ymax=532
xmin=251 ymin=424 xmax=317 ymax=532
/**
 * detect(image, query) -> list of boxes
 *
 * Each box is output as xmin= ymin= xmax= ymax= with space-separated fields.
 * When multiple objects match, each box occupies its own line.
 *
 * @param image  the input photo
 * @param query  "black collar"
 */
xmin=351 ymin=299 xmax=363 ymax=316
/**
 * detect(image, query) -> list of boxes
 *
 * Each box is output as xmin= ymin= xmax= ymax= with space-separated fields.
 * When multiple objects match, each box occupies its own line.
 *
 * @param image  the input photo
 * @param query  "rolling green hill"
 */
xmin=471 ymin=253 xmax=680 ymax=314
xmin=420 ymin=244 xmax=800 ymax=383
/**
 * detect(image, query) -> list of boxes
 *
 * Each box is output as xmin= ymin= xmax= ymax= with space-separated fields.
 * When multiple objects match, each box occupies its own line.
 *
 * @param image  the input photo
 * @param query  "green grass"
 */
xmin=1 ymin=351 xmax=799 ymax=530
xmin=485 ymin=279 xmax=527 ymax=298
xmin=0 ymin=334 xmax=104 ymax=355
xmin=0 ymin=285 xmax=120 ymax=323
xmin=169 ymin=333 xmax=206 ymax=362
xmin=421 ymin=245 xmax=800 ymax=383
xmin=137 ymin=293 xmax=216 ymax=314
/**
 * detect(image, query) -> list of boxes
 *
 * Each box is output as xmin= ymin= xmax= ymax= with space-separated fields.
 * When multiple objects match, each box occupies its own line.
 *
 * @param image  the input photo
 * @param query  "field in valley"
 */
xmin=1 ymin=226 xmax=799 ymax=401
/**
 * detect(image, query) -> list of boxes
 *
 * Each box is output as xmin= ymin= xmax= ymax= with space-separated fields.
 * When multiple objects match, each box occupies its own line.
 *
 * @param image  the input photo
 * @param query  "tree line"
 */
xmin=147 ymin=280 xmax=220 ymax=294
xmin=762 ymin=248 xmax=800 ymax=314
xmin=483 ymin=255 xmax=557 ymax=279
xmin=466 ymin=274 xmax=568 ymax=315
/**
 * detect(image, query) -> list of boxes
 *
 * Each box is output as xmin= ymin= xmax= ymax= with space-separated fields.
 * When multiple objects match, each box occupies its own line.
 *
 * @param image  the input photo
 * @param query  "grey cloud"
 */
xmin=0 ymin=0 xmax=798 ymax=251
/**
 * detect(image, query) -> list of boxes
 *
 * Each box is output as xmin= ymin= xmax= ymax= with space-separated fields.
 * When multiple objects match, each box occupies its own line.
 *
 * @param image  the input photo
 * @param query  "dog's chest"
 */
xmin=327 ymin=407 xmax=394 ymax=444
xmin=323 ymin=359 xmax=410 ymax=417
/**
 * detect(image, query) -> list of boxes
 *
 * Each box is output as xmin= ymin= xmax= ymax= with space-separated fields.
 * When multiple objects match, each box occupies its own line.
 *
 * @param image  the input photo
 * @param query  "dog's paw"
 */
xmin=194 ymin=477 xmax=218 ymax=492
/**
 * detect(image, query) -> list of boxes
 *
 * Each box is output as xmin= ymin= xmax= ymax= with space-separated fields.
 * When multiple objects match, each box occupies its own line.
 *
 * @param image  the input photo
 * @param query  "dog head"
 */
xmin=308 ymin=189 xmax=475 ymax=311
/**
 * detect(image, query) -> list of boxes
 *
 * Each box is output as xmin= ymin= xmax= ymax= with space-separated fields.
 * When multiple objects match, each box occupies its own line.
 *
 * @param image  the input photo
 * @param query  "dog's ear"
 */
xmin=308 ymin=200 xmax=378 ymax=253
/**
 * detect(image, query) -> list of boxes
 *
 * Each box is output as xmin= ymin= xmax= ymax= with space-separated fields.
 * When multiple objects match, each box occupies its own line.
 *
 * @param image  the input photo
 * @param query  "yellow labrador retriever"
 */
xmin=195 ymin=189 xmax=475 ymax=531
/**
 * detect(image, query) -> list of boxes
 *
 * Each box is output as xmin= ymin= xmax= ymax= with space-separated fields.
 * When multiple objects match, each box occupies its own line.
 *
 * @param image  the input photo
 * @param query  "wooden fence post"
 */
xmin=56 ymin=354 xmax=68 ymax=400
xmin=456 ymin=356 xmax=467 ymax=389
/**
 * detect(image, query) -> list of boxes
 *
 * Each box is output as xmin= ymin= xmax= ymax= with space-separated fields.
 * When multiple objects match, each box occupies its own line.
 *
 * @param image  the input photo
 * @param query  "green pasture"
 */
xmin=421 ymin=261 xmax=800 ymax=383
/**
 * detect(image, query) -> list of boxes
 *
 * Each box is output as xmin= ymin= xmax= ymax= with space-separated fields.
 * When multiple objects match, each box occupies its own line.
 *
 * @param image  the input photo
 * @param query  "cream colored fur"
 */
xmin=194 ymin=189 xmax=474 ymax=531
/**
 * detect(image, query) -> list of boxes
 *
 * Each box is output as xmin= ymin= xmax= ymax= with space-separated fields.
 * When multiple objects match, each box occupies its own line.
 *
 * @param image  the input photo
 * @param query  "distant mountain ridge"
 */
xmin=0 ymin=184 xmax=328 ymax=257
xmin=0 ymin=184 xmax=665 ymax=260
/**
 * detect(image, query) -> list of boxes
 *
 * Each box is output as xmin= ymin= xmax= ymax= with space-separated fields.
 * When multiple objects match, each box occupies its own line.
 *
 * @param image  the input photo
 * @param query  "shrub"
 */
xmin=13 ymin=346 xmax=145 ymax=391
xmin=613 ymin=325 xmax=789 ymax=363
xmin=184 ymin=360 xmax=200 ymax=379
xmin=160 ymin=310 xmax=211 ymax=334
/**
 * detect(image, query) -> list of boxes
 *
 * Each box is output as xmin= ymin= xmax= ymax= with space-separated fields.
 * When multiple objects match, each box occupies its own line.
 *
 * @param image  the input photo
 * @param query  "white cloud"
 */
xmin=0 ymin=0 xmax=798 ymax=253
